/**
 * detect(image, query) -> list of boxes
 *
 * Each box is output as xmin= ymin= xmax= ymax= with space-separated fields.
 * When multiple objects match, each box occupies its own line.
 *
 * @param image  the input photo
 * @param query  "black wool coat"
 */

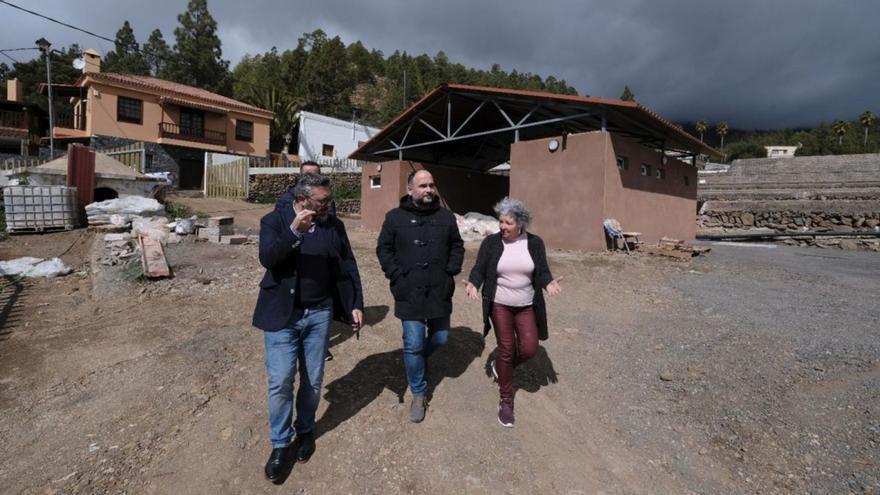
xmin=376 ymin=195 xmax=465 ymax=320
xmin=467 ymin=232 xmax=554 ymax=341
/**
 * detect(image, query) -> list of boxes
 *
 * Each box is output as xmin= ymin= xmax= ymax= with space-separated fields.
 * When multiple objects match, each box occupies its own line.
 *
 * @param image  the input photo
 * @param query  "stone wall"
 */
xmin=697 ymin=154 xmax=880 ymax=250
xmin=248 ymin=172 xmax=362 ymax=213
xmin=700 ymin=209 xmax=880 ymax=231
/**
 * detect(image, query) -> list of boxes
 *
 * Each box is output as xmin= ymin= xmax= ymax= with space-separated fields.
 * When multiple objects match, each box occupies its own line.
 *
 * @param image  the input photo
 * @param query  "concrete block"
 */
xmin=220 ymin=235 xmax=248 ymax=245
xmin=208 ymin=216 xmax=234 ymax=227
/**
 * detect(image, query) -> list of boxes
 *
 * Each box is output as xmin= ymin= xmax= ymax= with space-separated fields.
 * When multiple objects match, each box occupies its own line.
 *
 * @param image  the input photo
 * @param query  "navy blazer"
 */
xmin=252 ymin=204 xmax=364 ymax=331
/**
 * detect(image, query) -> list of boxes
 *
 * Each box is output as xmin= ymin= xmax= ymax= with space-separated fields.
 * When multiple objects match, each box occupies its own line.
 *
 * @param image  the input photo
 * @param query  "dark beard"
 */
xmin=314 ymin=211 xmax=330 ymax=223
xmin=413 ymin=194 xmax=434 ymax=208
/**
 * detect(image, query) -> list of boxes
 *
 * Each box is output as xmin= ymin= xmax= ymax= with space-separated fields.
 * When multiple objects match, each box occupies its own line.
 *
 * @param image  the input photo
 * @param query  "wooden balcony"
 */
xmin=54 ymin=111 xmax=86 ymax=131
xmin=159 ymin=122 xmax=226 ymax=146
xmin=0 ymin=109 xmax=26 ymax=130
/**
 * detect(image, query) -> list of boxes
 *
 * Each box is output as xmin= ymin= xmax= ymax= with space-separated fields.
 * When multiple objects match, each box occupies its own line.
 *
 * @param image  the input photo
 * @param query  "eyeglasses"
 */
xmin=309 ymin=195 xmax=333 ymax=205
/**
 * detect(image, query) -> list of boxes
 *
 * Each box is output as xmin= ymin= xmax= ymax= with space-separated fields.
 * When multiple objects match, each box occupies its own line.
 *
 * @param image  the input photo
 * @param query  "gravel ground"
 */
xmin=0 ymin=219 xmax=877 ymax=494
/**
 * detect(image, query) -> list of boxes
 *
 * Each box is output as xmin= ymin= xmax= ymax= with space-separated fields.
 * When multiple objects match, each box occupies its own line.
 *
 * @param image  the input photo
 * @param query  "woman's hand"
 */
xmin=546 ymin=276 xmax=563 ymax=296
xmin=463 ymin=279 xmax=480 ymax=300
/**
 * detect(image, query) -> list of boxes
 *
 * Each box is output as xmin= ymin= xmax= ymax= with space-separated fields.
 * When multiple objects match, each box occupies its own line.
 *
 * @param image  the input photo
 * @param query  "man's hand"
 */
xmin=291 ymin=207 xmax=316 ymax=233
xmin=463 ymin=279 xmax=480 ymax=300
xmin=351 ymin=309 xmax=363 ymax=333
xmin=546 ymin=275 xmax=563 ymax=296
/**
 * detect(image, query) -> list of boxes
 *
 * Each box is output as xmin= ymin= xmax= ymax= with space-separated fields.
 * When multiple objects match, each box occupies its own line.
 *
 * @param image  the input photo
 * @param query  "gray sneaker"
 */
xmin=409 ymin=395 xmax=426 ymax=423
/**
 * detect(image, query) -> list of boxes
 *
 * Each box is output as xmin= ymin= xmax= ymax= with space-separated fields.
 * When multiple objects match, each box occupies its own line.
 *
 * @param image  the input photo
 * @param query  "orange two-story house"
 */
xmin=51 ymin=49 xmax=273 ymax=189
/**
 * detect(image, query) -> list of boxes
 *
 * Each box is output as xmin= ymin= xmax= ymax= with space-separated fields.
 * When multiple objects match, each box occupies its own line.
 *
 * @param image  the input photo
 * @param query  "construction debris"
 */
xmin=220 ymin=235 xmax=248 ymax=245
xmin=138 ymin=234 xmax=171 ymax=278
xmin=455 ymin=212 xmax=500 ymax=242
xmin=85 ymin=196 xmax=165 ymax=226
xmin=197 ymin=216 xmax=237 ymax=244
xmin=0 ymin=256 xmax=72 ymax=278
xmin=640 ymin=237 xmax=711 ymax=260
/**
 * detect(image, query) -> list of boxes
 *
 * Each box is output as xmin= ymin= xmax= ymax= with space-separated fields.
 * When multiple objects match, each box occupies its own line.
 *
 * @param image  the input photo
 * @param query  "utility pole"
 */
xmin=36 ymin=38 xmax=54 ymax=159
xmin=402 ymin=69 xmax=406 ymax=111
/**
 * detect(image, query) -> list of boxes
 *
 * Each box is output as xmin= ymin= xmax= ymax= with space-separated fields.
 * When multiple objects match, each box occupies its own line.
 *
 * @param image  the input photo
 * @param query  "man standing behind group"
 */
xmin=253 ymin=173 xmax=363 ymax=483
xmin=376 ymin=169 xmax=464 ymax=423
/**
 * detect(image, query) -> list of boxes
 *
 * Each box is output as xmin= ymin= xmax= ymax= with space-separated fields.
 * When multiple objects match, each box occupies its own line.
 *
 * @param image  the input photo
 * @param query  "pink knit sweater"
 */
xmin=493 ymin=234 xmax=536 ymax=307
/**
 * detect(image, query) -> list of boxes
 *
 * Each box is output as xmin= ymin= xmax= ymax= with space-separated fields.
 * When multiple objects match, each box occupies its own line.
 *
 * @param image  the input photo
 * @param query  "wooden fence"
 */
xmin=99 ymin=141 xmax=146 ymax=172
xmin=205 ymin=156 xmax=249 ymax=199
xmin=0 ymin=156 xmax=46 ymax=172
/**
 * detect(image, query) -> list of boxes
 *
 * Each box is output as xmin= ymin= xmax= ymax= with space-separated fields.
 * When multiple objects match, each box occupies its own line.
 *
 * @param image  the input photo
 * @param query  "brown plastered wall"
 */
xmin=604 ymin=133 xmax=697 ymax=243
xmin=87 ymin=83 xmax=164 ymax=142
xmin=510 ymin=132 xmax=608 ymax=251
xmin=359 ymin=160 xmax=509 ymax=231
xmin=86 ymin=82 xmax=269 ymax=156
xmin=360 ymin=160 xmax=416 ymax=231
xmin=226 ymin=111 xmax=271 ymax=156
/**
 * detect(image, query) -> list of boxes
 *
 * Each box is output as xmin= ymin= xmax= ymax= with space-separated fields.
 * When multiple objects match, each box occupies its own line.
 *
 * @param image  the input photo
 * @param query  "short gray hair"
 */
xmin=294 ymin=173 xmax=331 ymax=199
xmin=494 ymin=197 xmax=531 ymax=230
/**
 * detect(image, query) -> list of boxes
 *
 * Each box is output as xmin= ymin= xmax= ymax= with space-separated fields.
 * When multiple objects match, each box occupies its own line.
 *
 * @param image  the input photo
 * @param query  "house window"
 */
xmin=641 ymin=164 xmax=651 ymax=176
xmin=180 ymin=107 xmax=205 ymax=136
xmin=235 ymin=119 xmax=253 ymax=142
xmin=656 ymin=168 xmax=666 ymax=179
xmin=370 ymin=175 xmax=381 ymax=189
xmin=616 ymin=156 xmax=628 ymax=170
xmin=322 ymin=144 xmax=334 ymax=157
xmin=117 ymin=96 xmax=143 ymax=124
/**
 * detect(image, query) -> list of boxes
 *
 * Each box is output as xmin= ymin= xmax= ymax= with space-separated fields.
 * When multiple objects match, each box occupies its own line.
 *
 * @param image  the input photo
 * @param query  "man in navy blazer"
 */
xmin=253 ymin=173 xmax=364 ymax=483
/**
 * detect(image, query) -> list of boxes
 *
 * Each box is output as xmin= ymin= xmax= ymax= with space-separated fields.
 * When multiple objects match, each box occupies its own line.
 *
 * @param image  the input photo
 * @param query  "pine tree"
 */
xmin=620 ymin=85 xmax=635 ymax=101
xmin=103 ymin=21 xmax=150 ymax=75
xmin=164 ymin=0 xmax=231 ymax=95
xmin=143 ymin=29 xmax=171 ymax=77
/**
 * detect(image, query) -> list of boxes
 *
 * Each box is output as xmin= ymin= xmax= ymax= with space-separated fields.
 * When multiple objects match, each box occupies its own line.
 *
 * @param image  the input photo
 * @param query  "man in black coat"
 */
xmin=376 ymin=169 xmax=465 ymax=423
xmin=253 ymin=173 xmax=364 ymax=483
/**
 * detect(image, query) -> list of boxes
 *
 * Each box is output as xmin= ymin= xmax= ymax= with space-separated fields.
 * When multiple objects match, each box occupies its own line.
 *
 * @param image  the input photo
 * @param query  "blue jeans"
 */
xmin=263 ymin=298 xmax=332 ymax=448
xmin=401 ymin=316 xmax=450 ymax=396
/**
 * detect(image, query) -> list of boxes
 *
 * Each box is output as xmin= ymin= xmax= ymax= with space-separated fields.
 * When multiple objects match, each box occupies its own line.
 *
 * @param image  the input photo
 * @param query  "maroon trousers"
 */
xmin=490 ymin=302 xmax=539 ymax=400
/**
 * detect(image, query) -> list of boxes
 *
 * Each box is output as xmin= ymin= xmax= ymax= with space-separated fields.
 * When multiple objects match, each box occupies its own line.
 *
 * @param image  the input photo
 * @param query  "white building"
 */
xmin=765 ymin=145 xmax=798 ymax=158
xmin=292 ymin=110 xmax=380 ymax=170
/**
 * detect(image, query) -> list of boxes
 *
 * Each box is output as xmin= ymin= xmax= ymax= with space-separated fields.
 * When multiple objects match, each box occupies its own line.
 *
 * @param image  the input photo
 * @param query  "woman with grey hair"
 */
xmin=465 ymin=197 xmax=562 ymax=427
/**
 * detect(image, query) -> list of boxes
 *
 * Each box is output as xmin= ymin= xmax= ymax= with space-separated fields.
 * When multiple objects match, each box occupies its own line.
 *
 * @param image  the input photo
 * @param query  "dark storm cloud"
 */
xmin=2 ymin=0 xmax=876 ymax=128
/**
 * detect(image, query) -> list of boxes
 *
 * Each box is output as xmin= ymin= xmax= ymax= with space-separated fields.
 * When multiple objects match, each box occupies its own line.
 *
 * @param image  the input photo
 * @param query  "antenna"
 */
xmin=72 ymin=57 xmax=85 ymax=70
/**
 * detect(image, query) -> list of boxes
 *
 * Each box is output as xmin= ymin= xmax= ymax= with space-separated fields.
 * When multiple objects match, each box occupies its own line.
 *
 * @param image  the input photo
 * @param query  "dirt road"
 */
xmin=0 ymin=207 xmax=877 ymax=494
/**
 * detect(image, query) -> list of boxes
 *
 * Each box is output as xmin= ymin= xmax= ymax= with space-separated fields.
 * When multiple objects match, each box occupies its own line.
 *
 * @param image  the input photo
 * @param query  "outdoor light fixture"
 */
xmin=548 ymin=139 xmax=560 ymax=152
xmin=376 ymin=163 xmax=382 ymax=172
xmin=661 ymin=155 xmax=668 ymax=165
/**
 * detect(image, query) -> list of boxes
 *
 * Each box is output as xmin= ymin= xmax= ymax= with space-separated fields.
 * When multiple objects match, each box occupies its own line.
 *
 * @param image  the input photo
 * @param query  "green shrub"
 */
xmin=164 ymin=200 xmax=194 ymax=219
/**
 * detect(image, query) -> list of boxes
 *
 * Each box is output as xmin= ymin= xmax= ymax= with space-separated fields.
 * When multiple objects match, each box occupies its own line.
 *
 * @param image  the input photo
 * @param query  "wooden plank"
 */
xmin=138 ymin=234 xmax=172 ymax=277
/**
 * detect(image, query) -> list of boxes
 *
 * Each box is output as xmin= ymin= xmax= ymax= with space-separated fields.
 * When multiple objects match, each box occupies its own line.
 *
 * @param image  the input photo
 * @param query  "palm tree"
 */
xmin=860 ymin=111 xmax=876 ymax=150
xmin=245 ymin=87 xmax=301 ymax=153
xmin=695 ymin=120 xmax=708 ymax=142
xmin=832 ymin=120 xmax=850 ymax=146
xmin=715 ymin=121 xmax=729 ymax=155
